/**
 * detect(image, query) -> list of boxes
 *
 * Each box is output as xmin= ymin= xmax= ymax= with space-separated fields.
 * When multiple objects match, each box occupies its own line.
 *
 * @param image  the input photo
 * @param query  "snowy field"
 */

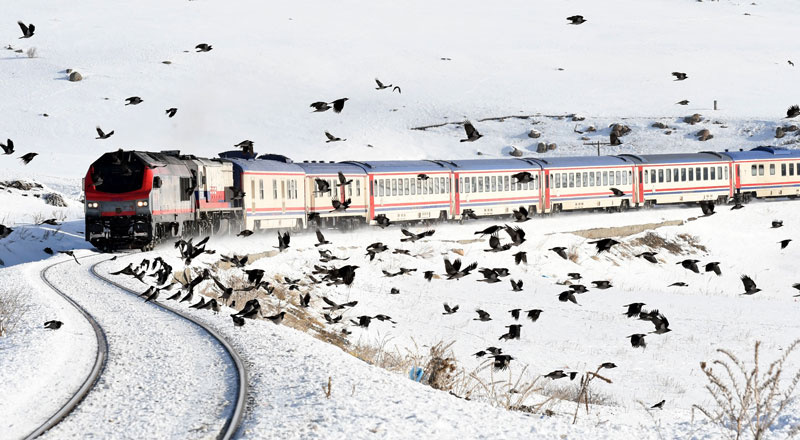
xmin=2 ymin=0 xmax=800 ymax=438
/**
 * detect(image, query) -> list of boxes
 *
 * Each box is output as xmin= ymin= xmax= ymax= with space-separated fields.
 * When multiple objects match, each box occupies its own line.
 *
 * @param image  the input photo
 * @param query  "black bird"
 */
xmin=166 ymin=290 xmax=181 ymax=301
xmin=647 ymin=310 xmax=671 ymax=334
xmin=504 ymin=225 xmax=526 ymax=246
xmin=20 ymin=152 xmax=38 ymax=164
xmin=234 ymin=140 xmax=254 ymax=151
xmin=321 ymin=296 xmax=358 ymax=311
xmin=569 ymin=284 xmax=588 ymax=293
xmin=18 ymin=21 xmax=35 ymax=38
xmin=39 ymin=218 xmax=60 ymax=226
xmin=392 ymin=86 xmax=401 ymax=94
xmin=491 ymin=354 xmax=513 ymax=371
xmin=636 ymin=252 xmax=658 ymax=264
xmin=566 ymin=15 xmax=586 ymax=25
xmin=444 ymin=257 xmax=478 ymax=280
xmin=672 ymin=72 xmax=688 ymax=81
xmin=375 ymin=78 xmax=392 ymax=90
xmin=678 ymin=259 xmax=700 ymax=273
xmin=509 ymin=309 xmax=521 ymax=320
xmin=315 ymin=229 xmax=330 ymax=246
xmin=545 ymin=370 xmax=575 ymax=380
xmin=265 ymin=311 xmax=286 ymax=325
xmin=510 ymin=279 xmax=523 ymax=292
xmin=628 ymin=334 xmax=647 ymax=349
xmin=475 ymin=225 xmax=503 ymax=236
xmin=609 ymin=188 xmax=624 ymax=197
xmin=741 ymin=275 xmax=761 ymax=295
xmin=236 ymin=299 xmax=261 ymax=319
xmin=325 ymin=131 xmax=346 ymax=143
xmin=276 ymin=231 xmax=291 ymax=251
xmin=374 ymin=214 xmax=391 ymax=228
xmin=705 ymin=262 xmax=722 ymax=276
xmin=210 ymin=275 xmax=234 ymax=305
xmin=651 ymin=400 xmax=665 ymax=410
xmin=477 ymin=268 xmax=501 ymax=283
xmin=310 ymin=101 xmax=331 ymax=112
xmin=44 ymin=320 xmax=63 ymax=329
xmin=392 ymin=248 xmax=411 ymax=255
xmin=352 ymin=315 xmax=373 ymax=328
xmin=513 ymin=251 xmax=527 ymax=265
xmin=95 ymin=127 xmax=114 ymax=140
xmin=125 ymin=96 xmax=143 ymax=105
xmin=331 ymin=98 xmax=349 ymax=113
xmin=460 ymin=121 xmax=483 ymax=142
xmin=550 ymin=247 xmax=568 ymax=260
xmin=787 ymin=105 xmax=800 ymax=119
xmin=462 ymin=209 xmax=478 ymax=220
xmin=0 ymin=139 xmax=13 ymax=155
xmin=790 ymin=60 xmax=795 ymax=67
xmin=190 ymin=298 xmax=206 ymax=309
xmin=314 ymin=178 xmax=331 ymax=195
xmin=474 ymin=309 xmax=492 ymax=321
xmin=166 ymin=108 xmax=178 ymax=118
xmin=58 ymin=250 xmax=80 ymax=265
xmin=567 ymin=273 xmax=582 ymax=280
xmin=779 ymin=239 xmax=792 ymax=249
xmin=669 ymin=282 xmax=688 ymax=287
xmin=336 ymin=171 xmax=352 ymax=187
xmin=559 ymin=290 xmax=579 ymax=305
xmin=231 ymin=315 xmax=245 ymax=327
xmin=525 ymin=309 xmax=542 ymax=322
xmin=600 ymin=362 xmax=617 ymax=369
xmin=417 ymin=173 xmax=429 ymax=181
xmin=237 ymin=229 xmax=253 ymax=237
xmin=731 ymin=202 xmax=744 ymax=210
xmin=366 ymin=242 xmax=388 ymax=260
xmin=499 ymin=324 xmax=522 ymax=341
xmin=195 ymin=43 xmax=212 ymax=52
xmin=623 ymin=302 xmax=645 ymax=318
xmin=589 ymin=238 xmax=619 ymax=253
xmin=512 ymin=206 xmax=531 ymax=222
xmin=592 ymin=280 xmax=612 ymax=289
xmin=43 ymin=247 xmax=54 ymax=255
xmin=144 ymin=288 xmax=160 ymax=303
xmin=324 ymin=313 xmax=342 ymax=324
xmin=772 ymin=220 xmax=783 ymax=228
xmin=511 ymin=172 xmax=533 ymax=184
xmin=401 ymin=228 xmax=435 ymax=242
xmin=442 ymin=303 xmax=459 ymax=315
xmin=424 ymin=270 xmax=435 ymax=282
xmin=676 ymin=100 xmax=689 ymax=105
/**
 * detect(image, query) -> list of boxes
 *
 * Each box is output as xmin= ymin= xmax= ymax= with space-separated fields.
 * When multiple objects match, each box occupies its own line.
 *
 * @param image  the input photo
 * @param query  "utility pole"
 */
xmin=583 ymin=140 xmax=612 ymax=156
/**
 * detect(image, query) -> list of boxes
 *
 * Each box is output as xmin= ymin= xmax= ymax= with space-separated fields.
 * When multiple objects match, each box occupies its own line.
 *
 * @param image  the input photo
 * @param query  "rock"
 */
xmin=586 ymin=125 xmax=596 ymax=132
xmin=43 ymin=193 xmax=67 ymax=207
xmin=696 ymin=129 xmax=713 ymax=141
xmin=664 ymin=130 xmax=672 ymax=135
xmin=452 ymin=248 xmax=465 ymax=256
xmin=1 ymin=180 xmax=42 ymax=191
xmin=571 ymin=114 xmax=585 ymax=121
xmin=476 ymin=151 xmax=483 ymax=156
xmin=528 ymin=129 xmax=541 ymax=139
xmin=537 ymin=142 xmax=548 ymax=153
xmin=581 ymin=136 xmax=590 ymax=141
xmin=651 ymin=122 xmax=668 ymax=129
xmin=68 ymin=71 xmax=83 ymax=82
xmin=547 ymin=143 xmax=557 ymax=151
xmin=776 ymin=127 xmax=785 ymax=139
xmin=508 ymin=146 xmax=523 ymax=157
xmin=609 ymin=123 xmax=631 ymax=137
xmin=684 ymin=113 xmax=703 ymax=125
xmin=783 ymin=124 xmax=799 ymax=132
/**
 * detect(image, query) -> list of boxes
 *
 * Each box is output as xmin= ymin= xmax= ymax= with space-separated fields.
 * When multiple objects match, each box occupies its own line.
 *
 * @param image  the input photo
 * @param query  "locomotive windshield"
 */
xmin=91 ymin=150 xmax=146 ymax=193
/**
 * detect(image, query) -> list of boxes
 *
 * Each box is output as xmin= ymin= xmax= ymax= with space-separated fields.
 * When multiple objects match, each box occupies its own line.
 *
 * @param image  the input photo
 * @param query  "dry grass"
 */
xmin=692 ymin=340 xmax=800 ymax=439
xmin=630 ymin=231 xmax=707 ymax=255
xmin=0 ymin=288 xmax=26 ymax=337
xmin=26 ymin=47 xmax=37 ymax=58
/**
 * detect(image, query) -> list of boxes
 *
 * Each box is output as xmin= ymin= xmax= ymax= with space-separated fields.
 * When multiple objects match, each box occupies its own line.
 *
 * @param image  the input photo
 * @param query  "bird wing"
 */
xmin=325 ymin=131 xmax=335 ymax=141
xmin=741 ymin=275 xmax=756 ymax=290
xmin=17 ymin=21 xmax=28 ymax=35
xmin=462 ymin=261 xmax=478 ymax=274
xmin=321 ymin=296 xmax=336 ymax=307
xmin=338 ymin=171 xmax=346 ymax=184
xmin=316 ymin=229 xmax=325 ymax=243
xmin=443 ymin=257 xmax=455 ymax=274
xmin=400 ymin=229 xmax=414 ymax=237
xmin=488 ymin=234 xmax=500 ymax=249
xmin=375 ymin=78 xmax=384 ymax=88
xmin=464 ymin=121 xmax=477 ymax=137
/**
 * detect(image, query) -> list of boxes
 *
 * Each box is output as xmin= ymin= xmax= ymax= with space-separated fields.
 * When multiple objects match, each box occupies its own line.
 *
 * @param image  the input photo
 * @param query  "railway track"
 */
xmin=25 ymin=253 xmax=247 ymax=439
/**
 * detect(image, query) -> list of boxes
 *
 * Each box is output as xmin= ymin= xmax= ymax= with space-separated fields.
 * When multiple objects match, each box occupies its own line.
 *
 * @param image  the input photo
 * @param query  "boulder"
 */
xmin=547 ymin=143 xmax=557 ymax=151
xmin=571 ymin=114 xmax=585 ymax=121
xmin=537 ymin=142 xmax=548 ymax=153
xmin=43 ymin=193 xmax=67 ymax=207
xmin=696 ymin=129 xmax=713 ymax=141
xmin=776 ymin=127 xmax=785 ymax=139
xmin=783 ymin=124 xmax=799 ymax=132
xmin=68 ymin=71 xmax=83 ymax=82
xmin=684 ymin=113 xmax=703 ymax=125
xmin=651 ymin=122 xmax=668 ymax=129
xmin=609 ymin=123 xmax=631 ymax=137
xmin=527 ymin=129 xmax=541 ymax=139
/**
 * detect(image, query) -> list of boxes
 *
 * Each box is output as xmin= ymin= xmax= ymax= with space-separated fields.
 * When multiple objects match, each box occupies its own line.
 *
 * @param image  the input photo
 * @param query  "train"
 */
xmin=83 ymin=146 xmax=800 ymax=250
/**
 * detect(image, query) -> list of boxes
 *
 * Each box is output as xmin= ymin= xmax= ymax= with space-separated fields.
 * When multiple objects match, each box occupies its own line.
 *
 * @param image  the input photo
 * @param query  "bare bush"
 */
xmin=692 ymin=340 xmax=800 ymax=439
xmin=26 ymin=47 xmax=37 ymax=58
xmin=0 ymin=289 xmax=27 ymax=336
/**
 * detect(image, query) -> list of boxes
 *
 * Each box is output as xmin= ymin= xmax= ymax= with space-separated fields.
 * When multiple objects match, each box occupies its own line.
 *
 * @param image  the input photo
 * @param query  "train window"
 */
xmin=751 ymin=165 xmax=757 ymax=176
xmin=477 ymin=177 xmax=483 ymax=192
xmin=569 ymin=173 xmax=575 ymax=188
xmin=410 ymin=179 xmax=416 ymax=195
xmin=611 ymin=171 xmax=617 ymax=186
xmin=588 ymin=172 xmax=595 ymax=187
xmin=483 ymin=177 xmax=489 ymax=193
xmin=403 ymin=178 xmax=409 ymax=195
xmin=672 ymin=169 xmax=678 ymax=182
xmin=504 ymin=176 xmax=509 ymax=191
xmin=703 ymin=167 xmax=709 ymax=180
xmin=427 ymin=178 xmax=433 ymax=194
xmin=536 ymin=175 xmax=540 ymax=189
xmin=434 ymin=178 xmax=440 ymax=194
xmin=490 ymin=176 xmax=496 ymax=192
xmin=379 ymin=179 xmax=385 ymax=197
xmin=554 ymin=174 xmax=561 ymax=188
xmin=576 ymin=173 xmax=582 ymax=188
xmin=390 ymin=179 xmax=396 ymax=196
xmin=758 ymin=165 xmax=764 ymax=176
xmin=471 ymin=177 xmax=476 ymax=194
xmin=717 ymin=166 xmax=723 ymax=180
xmin=710 ymin=167 xmax=716 ymax=180
xmin=582 ymin=172 xmax=588 ymax=187
xmin=769 ymin=164 xmax=775 ymax=176
xmin=447 ymin=177 xmax=451 ymax=193
xmin=348 ymin=182 xmax=353 ymax=197
xmin=259 ymin=179 xmax=264 ymax=200
xmin=657 ymin=169 xmax=663 ymax=183
xmin=621 ymin=171 xmax=626 ymax=185
xmin=602 ymin=171 xmax=608 ymax=186
xmin=782 ymin=163 xmax=787 ymax=176
xmin=179 ymin=177 xmax=191 ymax=201
xmin=273 ymin=179 xmax=278 ymax=199
xmin=695 ymin=168 xmax=701 ymax=180
xmin=650 ymin=170 xmax=656 ymax=184
xmin=790 ymin=163 xmax=795 ymax=176
xmin=356 ymin=180 xmax=361 ymax=196
xmin=689 ymin=168 xmax=694 ymax=181
xmin=681 ymin=168 xmax=686 ymax=181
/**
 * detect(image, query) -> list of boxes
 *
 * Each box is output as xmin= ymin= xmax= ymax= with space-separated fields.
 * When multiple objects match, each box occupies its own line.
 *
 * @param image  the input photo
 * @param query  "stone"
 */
xmin=43 ymin=193 xmax=67 ymax=207
xmin=586 ymin=125 xmax=596 ymax=132
xmin=776 ymin=127 xmax=785 ymax=139
xmin=651 ymin=122 xmax=668 ymax=129
xmin=696 ymin=129 xmax=713 ymax=141
xmin=547 ymin=143 xmax=557 ymax=151
xmin=528 ymin=129 xmax=541 ymax=139
xmin=610 ymin=123 xmax=631 ymax=136
xmin=783 ymin=124 xmax=798 ymax=132
xmin=537 ymin=142 xmax=548 ymax=153
xmin=571 ymin=114 xmax=585 ymax=121
xmin=684 ymin=113 xmax=703 ymax=125
xmin=68 ymin=71 xmax=83 ymax=82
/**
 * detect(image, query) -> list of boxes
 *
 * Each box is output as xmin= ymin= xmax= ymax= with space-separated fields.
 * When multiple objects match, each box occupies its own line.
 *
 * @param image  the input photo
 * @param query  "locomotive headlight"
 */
xmin=87 ymin=202 xmax=99 ymax=208
xmin=136 ymin=200 xmax=149 ymax=207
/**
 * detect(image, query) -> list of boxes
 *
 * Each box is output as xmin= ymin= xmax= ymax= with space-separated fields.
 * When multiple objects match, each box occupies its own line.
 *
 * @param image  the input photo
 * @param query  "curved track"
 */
xmin=23 ymin=257 xmax=110 ymax=440
xmin=26 ymin=253 xmax=247 ymax=440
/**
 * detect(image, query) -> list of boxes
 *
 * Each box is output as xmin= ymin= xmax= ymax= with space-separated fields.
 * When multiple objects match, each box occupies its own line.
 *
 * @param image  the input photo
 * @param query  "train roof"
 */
xmin=619 ymin=152 xmax=729 ymax=165
xmin=530 ymin=155 xmax=634 ymax=168
xmin=445 ymin=158 xmax=542 ymax=171
xmin=221 ymin=156 xmax=304 ymax=174
xmin=295 ymin=161 xmax=367 ymax=175
xmin=342 ymin=160 xmax=454 ymax=174
xmin=719 ymin=146 xmax=800 ymax=161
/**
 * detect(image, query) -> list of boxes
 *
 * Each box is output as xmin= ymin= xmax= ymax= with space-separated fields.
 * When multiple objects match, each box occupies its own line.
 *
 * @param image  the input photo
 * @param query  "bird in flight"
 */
xmin=1 ymin=139 xmax=14 ymax=155
xmin=166 ymin=108 xmax=178 ymax=118
xmin=18 ymin=21 xmax=35 ymax=39
xmin=20 ymin=152 xmax=38 ymax=164
xmin=95 ymin=127 xmax=114 ymax=139
xmin=460 ymin=121 xmax=483 ymax=142
xmin=566 ymin=15 xmax=586 ymax=25
xmin=331 ymin=98 xmax=348 ymax=113
xmin=125 ymin=96 xmax=143 ymax=106
xmin=672 ymin=72 xmax=688 ymax=81
xmin=325 ymin=131 xmax=345 ymax=143
xmin=195 ymin=43 xmax=212 ymax=52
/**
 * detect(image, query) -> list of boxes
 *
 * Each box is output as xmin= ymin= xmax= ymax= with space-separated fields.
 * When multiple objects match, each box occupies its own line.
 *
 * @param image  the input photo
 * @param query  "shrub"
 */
xmin=0 ymin=289 xmax=26 ymax=337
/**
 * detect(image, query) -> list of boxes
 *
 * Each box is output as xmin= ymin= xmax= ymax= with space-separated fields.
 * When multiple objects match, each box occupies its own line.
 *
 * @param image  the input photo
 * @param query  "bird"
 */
xmin=310 ymin=101 xmax=331 ymax=112
xmin=265 ymin=311 xmax=286 ymax=325
xmin=779 ymin=239 xmax=792 ymax=249
xmin=790 ymin=60 xmax=795 ymax=67
xmin=623 ymin=303 xmax=645 ymax=318
xmin=628 ymin=334 xmax=647 ymax=349
xmin=352 ymin=315 xmax=373 ymax=328
xmin=636 ymin=252 xmax=658 ymax=264
xmin=646 ymin=310 xmax=671 ymax=334
xmin=336 ymin=171 xmax=352 ymax=187
xmin=474 ymin=309 xmax=492 ymax=321
xmin=672 ymin=72 xmax=688 ymax=81
xmin=566 ymin=15 xmax=586 ymax=25
xmin=592 ymin=280 xmax=612 ymax=289
xmin=58 ymin=250 xmax=80 ymax=265
xmin=315 ymin=178 xmax=331 ymax=195
xmin=512 ymin=172 xmax=534 ymax=184
xmin=315 ymin=229 xmax=330 ymax=246
xmin=589 ymin=238 xmax=619 ymax=253
xmin=276 ymin=231 xmax=291 ymax=251
xmin=20 ymin=152 xmax=38 ymax=164
xmin=512 ymin=206 xmax=531 ymax=222
xmin=460 ymin=121 xmax=483 ymax=142
xmin=558 ymin=290 xmax=579 ymax=305
xmin=669 ymin=282 xmax=688 ymax=287
xmin=165 ymin=108 xmax=178 ymax=118
xmin=424 ymin=271 xmax=435 ymax=282
xmin=195 ymin=43 xmax=212 ymax=52
xmin=513 ymin=251 xmax=527 ymax=265
xmin=190 ymin=298 xmax=206 ymax=309
xmin=569 ymin=284 xmax=588 ymax=293
xmin=731 ymin=202 xmax=744 ymax=210
xmin=1 ymin=139 xmax=14 ymax=155
xmin=44 ymin=320 xmax=63 ymax=329
xmin=525 ymin=309 xmax=543 ymax=322
xmin=417 ymin=174 xmax=430 ymax=181
xmin=477 ymin=268 xmax=502 ymax=283
xmin=499 ymin=325 xmax=522 ymax=341
xmin=392 ymin=86 xmax=401 ymax=94
xmin=166 ymin=291 xmax=181 ymax=301
xmin=610 ymin=132 xmax=622 ymax=146
xmin=705 ymin=262 xmax=722 ymax=276
xmin=331 ymin=98 xmax=349 ymax=113
xmin=678 ymin=259 xmax=700 ymax=273
xmin=17 ymin=21 xmax=35 ymax=39
xmin=330 ymin=198 xmax=351 ymax=212
xmin=442 ymin=303 xmax=459 ymax=315
xmin=366 ymin=242 xmax=388 ymax=260
xmin=787 ymin=105 xmax=800 ymax=119
xmin=741 ymin=275 xmax=761 ymax=295
xmin=234 ymin=140 xmax=254 ymax=151
xmin=609 ymin=188 xmax=624 ymax=197
xmin=144 ymin=288 xmax=160 ymax=303
xmin=550 ymin=247 xmax=568 ymax=260
xmin=475 ymin=225 xmax=503 ymax=236
xmin=491 ymin=354 xmax=514 ymax=371
xmin=509 ymin=309 xmax=521 ymax=320
xmin=231 ymin=315 xmax=245 ymax=327
xmin=400 ymin=229 xmax=435 ymax=242
xmin=95 ymin=127 xmax=114 ymax=139
xmin=504 ymin=225 xmax=526 ymax=246
xmin=375 ymin=78 xmax=392 ymax=90
xmin=462 ymin=209 xmax=478 ymax=220
xmin=772 ymin=220 xmax=783 ymax=228
xmin=237 ymin=229 xmax=253 ymax=237
xmin=39 ymin=218 xmax=60 ymax=226
xmin=676 ymin=100 xmax=689 ymax=105
xmin=510 ymin=279 xmax=523 ymax=292
xmin=651 ymin=400 xmax=665 ymax=410
xmin=374 ymin=214 xmax=391 ymax=228
xmin=600 ymin=362 xmax=617 ymax=369
xmin=325 ymin=131 xmax=345 ymax=143
xmin=545 ymin=370 xmax=576 ymax=380
xmin=125 ymin=96 xmax=143 ymax=105
xmin=443 ymin=257 xmax=478 ymax=280
xmin=321 ymin=296 xmax=358 ymax=311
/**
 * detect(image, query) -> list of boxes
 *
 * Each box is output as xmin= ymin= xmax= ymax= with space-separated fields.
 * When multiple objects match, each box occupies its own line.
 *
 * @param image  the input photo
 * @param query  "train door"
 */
xmin=453 ymin=172 xmax=460 ymax=217
xmin=630 ymin=166 xmax=637 ymax=203
xmin=543 ymin=170 xmax=551 ymax=211
xmin=281 ymin=180 xmax=286 ymax=213
xmin=637 ymin=166 xmax=645 ymax=204
xmin=368 ymin=175 xmax=375 ymax=220
xmin=734 ymin=164 xmax=741 ymax=192
xmin=250 ymin=179 xmax=256 ymax=212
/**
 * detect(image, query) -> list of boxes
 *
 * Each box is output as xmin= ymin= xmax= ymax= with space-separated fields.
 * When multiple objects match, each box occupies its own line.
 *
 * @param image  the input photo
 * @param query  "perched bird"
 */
xmin=231 ymin=315 xmax=245 ymax=327
xmin=569 ymin=284 xmax=588 ymax=293
xmin=772 ymin=220 xmax=783 ymax=228
xmin=44 ymin=320 xmax=63 ymax=330
xmin=18 ymin=21 xmax=35 ymax=39
xmin=237 ymin=229 xmax=253 ymax=237
xmin=125 ymin=96 xmax=143 ymax=105
xmin=609 ymin=188 xmax=624 ymax=197
xmin=442 ymin=303 xmax=459 ymax=315
xmin=592 ymin=280 xmax=612 ymax=289
xmin=740 ymin=275 xmax=761 ymax=295
xmin=462 ymin=209 xmax=478 ymax=220
xmin=190 ymin=298 xmax=206 ymax=309
xmin=195 ymin=43 xmax=213 ymax=52
xmin=276 ymin=231 xmax=291 ymax=251
xmin=525 ymin=309 xmax=542 ymax=322
xmin=676 ymin=100 xmax=689 ymax=105
xmin=43 ymin=247 xmax=54 ymax=255
xmin=513 ymin=251 xmax=527 ymax=265
xmin=235 ymin=140 xmax=254 ymax=150
xmin=566 ymin=15 xmax=586 ymax=25
xmin=511 ymin=172 xmax=533 ymax=184
xmin=20 ymin=152 xmax=38 ymax=164
xmin=549 ymin=247 xmax=568 ymax=260
xmin=731 ymin=202 xmax=744 ymax=210
xmin=474 ymin=309 xmax=492 ymax=321
xmin=95 ymin=127 xmax=114 ymax=139
xmin=787 ymin=105 xmax=800 ymax=119
xmin=39 ymin=218 xmax=60 ymax=226
xmin=628 ymin=334 xmax=647 ymax=349
xmin=144 ymin=288 xmax=160 ymax=303
xmin=510 ymin=279 xmax=523 ymax=292
xmin=417 ymin=174 xmax=430 ymax=181
xmin=651 ymin=400 xmax=665 ymax=410
xmin=678 ymin=259 xmax=700 ymax=273
xmin=460 ymin=121 xmax=483 ymax=142
xmin=636 ymin=252 xmax=658 ymax=264
xmin=166 ymin=108 xmax=178 ymax=118
xmin=672 ymin=72 xmax=688 ymax=81
xmin=265 ymin=311 xmax=286 ymax=325
xmin=558 ymin=290 xmax=579 ymax=305
xmin=315 ymin=229 xmax=330 ymax=246
xmin=705 ymin=262 xmax=722 ymax=276
xmin=325 ymin=131 xmax=345 ymax=143
xmin=331 ymin=98 xmax=349 ymax=113
xmin=779 ymin=239 xmax=792 ymax=249
xmin=375 ymin=78 xmax=392 ymax=90
xmin=310 ymin=101 xmax=331 ymax=112
xmin=568 ymin=273 xmax=582 ymax=280
xmin=1 ymin=139 xmax=15 ymax=155
xmin=374 ymin=214 xmax=391 ymax=228
xmin=623 ymin=302 xmax=645 ymax=318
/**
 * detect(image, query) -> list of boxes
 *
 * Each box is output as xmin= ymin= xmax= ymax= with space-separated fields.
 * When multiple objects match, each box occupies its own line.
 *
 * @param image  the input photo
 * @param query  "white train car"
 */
xmin=450 ymin=158 xmax=542 ymax=219
xmin=296 ymin=161 xmax=369 ymax=228
xmin=538 ymin=156 xmax=637 ymax=213
xmin=722 ymin=147 xmax=800 ymax=201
